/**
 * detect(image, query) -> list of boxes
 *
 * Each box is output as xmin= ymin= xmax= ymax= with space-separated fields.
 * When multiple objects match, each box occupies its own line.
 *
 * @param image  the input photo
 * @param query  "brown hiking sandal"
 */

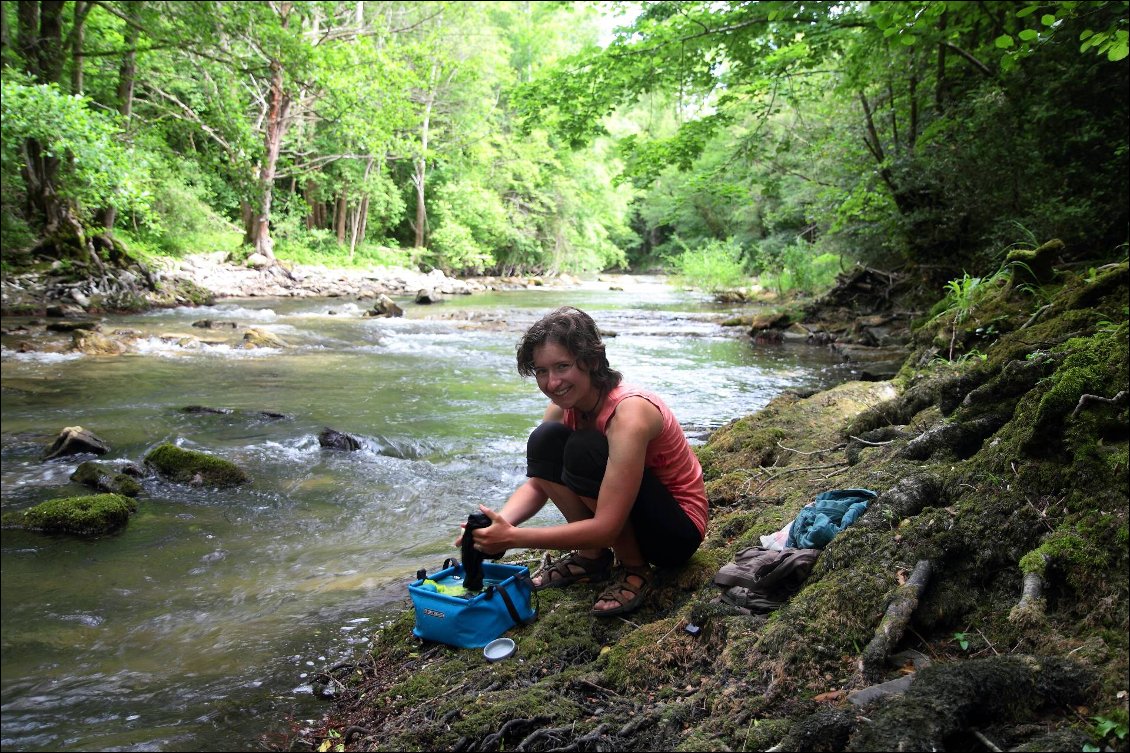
xmin=531 ymin=549 xmax=613 ymax=591
xmin=591 ymin=563 xmax=652 ymax=617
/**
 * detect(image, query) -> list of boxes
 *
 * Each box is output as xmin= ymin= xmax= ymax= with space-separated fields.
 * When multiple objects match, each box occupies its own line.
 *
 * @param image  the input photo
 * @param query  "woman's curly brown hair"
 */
xmin=516 ymin=306 xmax=622 ymax=393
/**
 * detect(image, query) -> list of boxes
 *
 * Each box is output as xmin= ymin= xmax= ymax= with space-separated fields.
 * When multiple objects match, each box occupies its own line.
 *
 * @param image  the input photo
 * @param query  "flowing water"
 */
xmin=1 ymin=278 xmax=847 ymax=751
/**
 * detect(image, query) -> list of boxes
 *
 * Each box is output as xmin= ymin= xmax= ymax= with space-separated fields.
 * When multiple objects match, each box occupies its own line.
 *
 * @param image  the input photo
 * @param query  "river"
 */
xmin=1 ymin=277 xmax=847 ymax=751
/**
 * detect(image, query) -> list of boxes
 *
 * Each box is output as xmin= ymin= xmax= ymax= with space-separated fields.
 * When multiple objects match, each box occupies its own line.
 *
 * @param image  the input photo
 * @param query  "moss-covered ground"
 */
xmin=283 ymin=262 xmax=1128 ymax=752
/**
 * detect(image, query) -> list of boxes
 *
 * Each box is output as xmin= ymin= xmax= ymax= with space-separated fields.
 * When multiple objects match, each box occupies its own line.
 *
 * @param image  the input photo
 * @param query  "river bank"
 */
xmin=0 ymin=251 xmax=600 ymax=317
xmin=281 ymin=261 xmax=1128 ymax=752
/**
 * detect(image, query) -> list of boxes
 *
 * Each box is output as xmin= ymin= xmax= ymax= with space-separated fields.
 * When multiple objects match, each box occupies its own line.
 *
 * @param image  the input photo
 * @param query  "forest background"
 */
xmin=3 ymin=0 xmax=1125 ymax=302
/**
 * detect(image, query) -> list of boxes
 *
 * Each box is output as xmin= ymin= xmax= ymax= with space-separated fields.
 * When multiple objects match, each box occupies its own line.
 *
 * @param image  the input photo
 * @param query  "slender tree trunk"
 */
xmin=413 ymin=61 xmax=439 ymax=249
xmin=71 ymin=1 xmax=85 ymax=93
xmin=858 ymin=92 xmax=902 ymax=204
xmin=357 ymin=195 xmax=370 ymax=249
xmin=247 ymin=2 xmax=295 ymax=261
xmin=241 ymin=201 xmax=256 ymax=245
xmin=252 ymin=59 xmax=290 ymax=259
xmin=97 ymin=4 xmax=139 ymax=231
xmin=336 ymin=193 xmax=347 ymax=244
xmin=348 ymin=156 xmax=375 ymax=260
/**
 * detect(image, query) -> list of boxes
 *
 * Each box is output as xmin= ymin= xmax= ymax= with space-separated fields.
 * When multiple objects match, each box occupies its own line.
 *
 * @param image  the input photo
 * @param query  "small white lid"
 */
xmin=483 ymin=637 xmax=516 ymax=662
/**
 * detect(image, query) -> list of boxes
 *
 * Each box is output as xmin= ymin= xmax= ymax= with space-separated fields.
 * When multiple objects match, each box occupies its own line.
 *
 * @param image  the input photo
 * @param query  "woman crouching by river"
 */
xmin=458 ymin=306 xmax=708 ymax=617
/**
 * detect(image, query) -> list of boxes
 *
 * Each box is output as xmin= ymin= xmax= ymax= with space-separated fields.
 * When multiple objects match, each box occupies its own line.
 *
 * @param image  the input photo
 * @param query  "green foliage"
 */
xmin=1 ymin=0 xmax=1126 ymax=288
xmin=1092 ymin=714 xmax=1129 ymax=742
xmin=667 ymin=237 xmax=749 ymax=293
xmin=930 ymin=269 xmax=1010 ymax=360
xmin=0 ymin=206 xmax=37 ymax=253
xmin=770 ymin=245 xmax=842 ymax=296
xmin=428 ymin=218 xmax=494 ymax=275
xmin=1 ymin=76 xmax=154 ymax=226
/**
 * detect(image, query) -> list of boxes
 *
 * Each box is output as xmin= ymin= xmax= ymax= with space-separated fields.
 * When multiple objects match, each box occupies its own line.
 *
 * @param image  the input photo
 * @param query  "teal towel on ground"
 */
xmin=786 ymin=488 xmax=877 ymax=549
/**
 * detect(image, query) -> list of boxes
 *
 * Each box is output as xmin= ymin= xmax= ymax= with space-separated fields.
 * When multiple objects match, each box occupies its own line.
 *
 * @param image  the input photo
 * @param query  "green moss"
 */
xmin=144 ymin=442 xmax=250 ymax=487
xmin=1005 ymin=238 xmax=1063 ymax=285
xmin=1021 ymin=322 xmax=1129 ymax=457
xmin=70 ymin=460 xmax=143 ymax=497
xmin=697 ymin=423 xmax=787 ymax=479
xmin=755 ymin=567 xmax=893 ymax=680
xmin=703 ymin=470 xmax=760 ymax=506
xmin=151 ymin=278 xmax=216 ymax=308
xmin=2 ymin=493 xmax=136 ymax=536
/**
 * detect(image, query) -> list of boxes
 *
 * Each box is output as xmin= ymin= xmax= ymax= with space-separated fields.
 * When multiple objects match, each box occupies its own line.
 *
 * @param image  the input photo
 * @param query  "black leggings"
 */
xmin=525 ymin=421 xmax=702 ymax=567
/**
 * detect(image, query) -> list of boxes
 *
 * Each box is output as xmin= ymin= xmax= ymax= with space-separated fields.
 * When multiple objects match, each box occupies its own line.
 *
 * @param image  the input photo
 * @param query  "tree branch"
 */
xmin=940 ymin=41 xmax=993 ymax=77
xmin=144 ymin=83 xmax=237 ymax=157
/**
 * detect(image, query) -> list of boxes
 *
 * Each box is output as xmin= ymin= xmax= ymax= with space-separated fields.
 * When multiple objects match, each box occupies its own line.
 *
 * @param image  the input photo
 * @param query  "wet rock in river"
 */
xmin=319 ymin=428 xmax=362 ymax=451
xmin=71 ymin=330 xmax=126 ymax=355
xmin=240 ymin=328 xmax=287 ymax=349
xmin=144 ymin=442 xmax=250 ymax=488
xmin=70 ymin=460 xmax=143 ymax=497
xmin=1 ymin=493 xmax=136 ymax=536
xmin=43 ymin=426 xmax=110 ymax=460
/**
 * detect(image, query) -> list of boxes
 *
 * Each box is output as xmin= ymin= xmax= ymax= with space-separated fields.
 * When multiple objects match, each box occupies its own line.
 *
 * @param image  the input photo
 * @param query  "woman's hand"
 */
xmin=469 ymin=504 xmax=512 ymax=555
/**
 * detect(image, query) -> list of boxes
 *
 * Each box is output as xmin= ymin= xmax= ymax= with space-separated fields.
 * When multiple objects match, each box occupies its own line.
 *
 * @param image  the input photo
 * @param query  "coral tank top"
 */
xmin=564 ymin=384 xmax=708 ymax=537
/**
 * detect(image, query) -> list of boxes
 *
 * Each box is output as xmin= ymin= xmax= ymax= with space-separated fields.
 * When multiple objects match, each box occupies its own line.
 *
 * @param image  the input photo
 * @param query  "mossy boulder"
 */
xmin=70 ymin=460 xmax=143 ymax=497
xmin=1006 ymin=238 xmax=1064 ymax=285
xmin=143 ymin=442 xmax=250 ymax=487
xmin=71 ymin=330 xmax=125 ymax=355
xmin=240 ymin=328 xmax=287 ymax=349
xmin=1 ymin=493 xmax=136 ymax=536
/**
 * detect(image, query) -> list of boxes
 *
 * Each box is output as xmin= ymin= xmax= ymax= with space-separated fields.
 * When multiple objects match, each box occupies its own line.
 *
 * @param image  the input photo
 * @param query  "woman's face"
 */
xmin=531 ymin=341 xmax=595 ymax=410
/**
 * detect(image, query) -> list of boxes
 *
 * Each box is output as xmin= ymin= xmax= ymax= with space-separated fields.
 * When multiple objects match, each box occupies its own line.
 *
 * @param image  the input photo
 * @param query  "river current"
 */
xmin=1 ymin=278 xmax=846 ymax=751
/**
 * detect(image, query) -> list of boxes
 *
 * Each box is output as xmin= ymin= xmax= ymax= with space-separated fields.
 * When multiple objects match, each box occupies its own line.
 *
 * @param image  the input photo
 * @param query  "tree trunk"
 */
xmin=17 ymin=0 xmax=92 ymax=263
xmin=251 ymin=60 xmax=290 ymax=259
xmin=71 ymin=1 xmax=85 ymax=93
xmin=413 ymin=61 xmax=439 ymax=249
xmin=247 ymin=3 xmax=295 ymax=261
xmin=97 ymin=3 xmax=140 ymax=231
xmin=347 ymin=156 xmax=375 ymax=260
xmin=241 ymin=200 xmax=256 ymax=246
xmin=336 ymin=192 xmax=347 ymax=244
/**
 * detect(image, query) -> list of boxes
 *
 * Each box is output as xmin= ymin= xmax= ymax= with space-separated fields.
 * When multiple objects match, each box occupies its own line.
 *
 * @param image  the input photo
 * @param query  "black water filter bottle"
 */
xmin=461 ymin=511 xmax=492 ymax=591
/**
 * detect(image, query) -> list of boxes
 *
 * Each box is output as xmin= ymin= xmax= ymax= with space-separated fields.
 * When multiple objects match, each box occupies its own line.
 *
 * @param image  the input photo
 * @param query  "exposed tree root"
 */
xmin=1009 ymin=570 xmax=1048 ymax=626
xmin=858 ymin=559 xmax=933 ymax=684
xmin=1071 ymin=389 xmax=1128 ymax=418
xmin=846 ymin=655 xmax=1093 ymax=751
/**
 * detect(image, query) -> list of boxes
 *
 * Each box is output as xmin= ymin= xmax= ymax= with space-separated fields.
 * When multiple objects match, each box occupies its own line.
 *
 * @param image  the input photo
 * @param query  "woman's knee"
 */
xmin=561 ymin=430 xmax=608 ymax=498
xmin=563 ymin=430 xmax=608 ymax=473
xmin=526 ymin=422 xmax=573 ymax=481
